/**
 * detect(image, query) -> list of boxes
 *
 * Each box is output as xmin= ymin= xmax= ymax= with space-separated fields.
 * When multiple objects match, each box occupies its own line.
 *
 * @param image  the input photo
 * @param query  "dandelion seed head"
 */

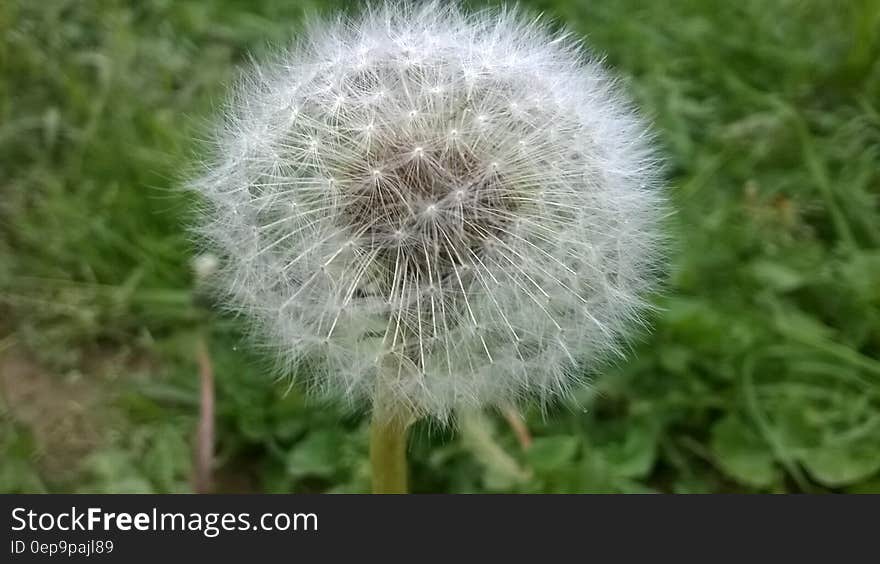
xmin=190 ymin=1 xmax=666 ymax=421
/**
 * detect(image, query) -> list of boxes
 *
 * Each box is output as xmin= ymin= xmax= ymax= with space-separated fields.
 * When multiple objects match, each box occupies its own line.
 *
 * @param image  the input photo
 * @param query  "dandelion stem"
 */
xmin=370 ymin=406 xmax=412 ymax=494
xmin=194 ymin=337 xmax=214 ymax=494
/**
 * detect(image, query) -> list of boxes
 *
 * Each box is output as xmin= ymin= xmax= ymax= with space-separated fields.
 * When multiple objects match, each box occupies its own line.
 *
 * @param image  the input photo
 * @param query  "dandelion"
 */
xmin=189 ymin=2 xmax=665 ymax=492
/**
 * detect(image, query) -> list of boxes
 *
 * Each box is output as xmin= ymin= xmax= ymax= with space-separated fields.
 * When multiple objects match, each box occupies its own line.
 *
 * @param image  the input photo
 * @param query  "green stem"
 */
xmin=369 ymin=410 xmax=410 ymax=494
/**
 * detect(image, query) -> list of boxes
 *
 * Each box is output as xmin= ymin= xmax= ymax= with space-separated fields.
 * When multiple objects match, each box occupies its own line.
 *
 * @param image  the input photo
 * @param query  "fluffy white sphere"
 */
xmin=191 ymin=2 xmax=665 ymax=420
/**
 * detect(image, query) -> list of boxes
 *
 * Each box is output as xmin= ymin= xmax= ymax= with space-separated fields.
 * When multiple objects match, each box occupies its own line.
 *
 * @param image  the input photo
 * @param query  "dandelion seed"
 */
xmin=189 ymin=1 xmax=666 ymax=423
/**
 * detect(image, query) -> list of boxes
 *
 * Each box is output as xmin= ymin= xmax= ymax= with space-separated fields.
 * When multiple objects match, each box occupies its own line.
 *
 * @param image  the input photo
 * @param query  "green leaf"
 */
xmin=597 ymin=421 xmax=658 ymax=480
xmin=285 ymin=431 xmax=341 ymax=479
xmin=801 ymin=443 xmax=880 ymax=488
xmin=526 ymin=436 xmax=580 ymax=473
xmin=710 ymin=415 xmax=779 ymax=489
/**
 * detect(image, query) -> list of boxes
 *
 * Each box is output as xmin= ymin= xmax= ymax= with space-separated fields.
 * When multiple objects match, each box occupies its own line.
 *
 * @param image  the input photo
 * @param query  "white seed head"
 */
xmin=190 ymin=2 xmax=666 ymax=421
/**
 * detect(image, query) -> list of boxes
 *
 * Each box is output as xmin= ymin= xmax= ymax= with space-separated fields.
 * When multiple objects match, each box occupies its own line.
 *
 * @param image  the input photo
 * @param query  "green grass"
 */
xmin=1 ymin=0 xmax=878 ymax=493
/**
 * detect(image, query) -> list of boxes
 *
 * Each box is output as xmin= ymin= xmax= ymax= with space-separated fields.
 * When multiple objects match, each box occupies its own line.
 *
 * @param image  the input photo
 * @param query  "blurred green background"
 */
xmin=1 ymin=0 xmax=878 ymax=493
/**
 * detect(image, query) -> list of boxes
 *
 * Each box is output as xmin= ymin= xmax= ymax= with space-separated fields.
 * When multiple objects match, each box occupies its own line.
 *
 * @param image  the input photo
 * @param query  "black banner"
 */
xmin=1 ymin=495 xmax=873 ymax=561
